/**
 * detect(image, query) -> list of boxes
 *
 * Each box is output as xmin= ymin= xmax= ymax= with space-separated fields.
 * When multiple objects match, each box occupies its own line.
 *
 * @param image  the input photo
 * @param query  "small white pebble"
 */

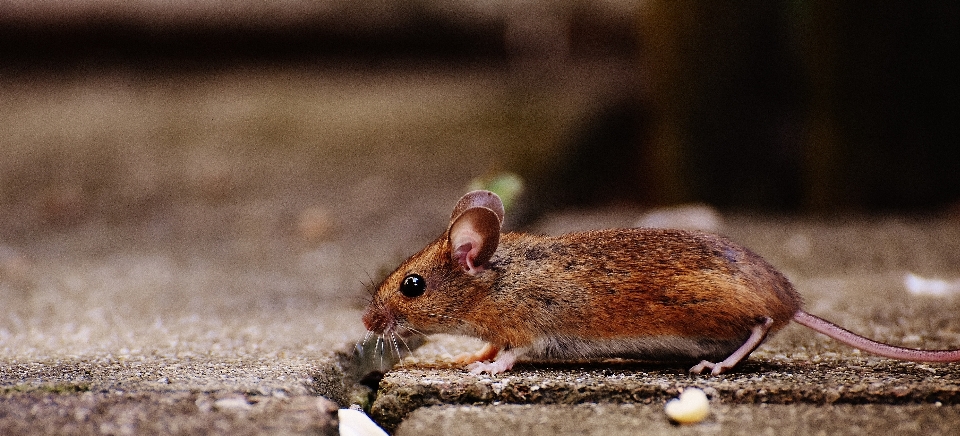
xmin=664 ymin=387 xmax=710 ymax=424
xmin=904 ymin=272 xmax=960 ymax=296
xmin=339 ymin=408 xmax=388 ymax=436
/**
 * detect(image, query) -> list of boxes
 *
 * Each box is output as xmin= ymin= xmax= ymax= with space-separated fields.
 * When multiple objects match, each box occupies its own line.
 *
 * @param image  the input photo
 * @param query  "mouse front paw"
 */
xmin=466 ymin=349 xmax=518 ymax=375
xmin=467 ymin=359 xmax=513 ymax=375
xmin=454 ymin=343 xmax=500 ymax=365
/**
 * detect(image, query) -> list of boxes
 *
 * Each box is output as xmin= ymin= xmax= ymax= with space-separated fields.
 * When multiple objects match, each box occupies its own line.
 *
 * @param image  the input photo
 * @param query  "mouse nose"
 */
xmin=362 ymin=307 xmax=390 ymax=333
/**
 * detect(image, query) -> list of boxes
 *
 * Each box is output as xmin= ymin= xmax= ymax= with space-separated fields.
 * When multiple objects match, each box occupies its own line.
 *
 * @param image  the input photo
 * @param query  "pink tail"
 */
xmin=793 ymin=310 xmax=960 ymax=363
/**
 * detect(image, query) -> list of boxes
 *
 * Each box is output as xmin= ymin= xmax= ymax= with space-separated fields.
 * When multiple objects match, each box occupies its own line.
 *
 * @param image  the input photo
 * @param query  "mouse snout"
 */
xmin=362 ymin=306 xmax=392 ymax=333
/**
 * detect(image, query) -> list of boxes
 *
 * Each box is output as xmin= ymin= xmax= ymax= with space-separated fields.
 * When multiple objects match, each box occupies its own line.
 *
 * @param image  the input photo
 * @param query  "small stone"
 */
xmin=339 ymin=408 xmax=388 ymax=436
xmin=664 ymin=387 xmax=709 ymax=424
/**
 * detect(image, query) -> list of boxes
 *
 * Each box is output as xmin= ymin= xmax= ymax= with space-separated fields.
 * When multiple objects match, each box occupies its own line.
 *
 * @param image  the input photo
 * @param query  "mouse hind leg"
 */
xmin=690 ymin=317 xmax=773 ymax=375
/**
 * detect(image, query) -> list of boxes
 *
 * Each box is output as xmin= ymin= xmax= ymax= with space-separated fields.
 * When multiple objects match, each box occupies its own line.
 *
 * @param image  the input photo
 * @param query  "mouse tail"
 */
xmin=793 ymin=310 xmax=960 ymax=362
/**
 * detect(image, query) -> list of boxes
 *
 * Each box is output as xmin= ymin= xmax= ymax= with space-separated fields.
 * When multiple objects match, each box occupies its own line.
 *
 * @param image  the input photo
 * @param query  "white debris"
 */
xmin=904 ymin=272 xmax=960 ymax=296
xmin=664 ymin=387 xmax=710 ymax=424
xmin=339 ymin=408 xmax=388 ymax=436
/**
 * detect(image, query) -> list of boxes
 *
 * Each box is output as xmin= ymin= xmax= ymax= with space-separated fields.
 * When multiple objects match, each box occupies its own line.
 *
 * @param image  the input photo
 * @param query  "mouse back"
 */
xmin=482 ymin=228 xmax=802 ymax=349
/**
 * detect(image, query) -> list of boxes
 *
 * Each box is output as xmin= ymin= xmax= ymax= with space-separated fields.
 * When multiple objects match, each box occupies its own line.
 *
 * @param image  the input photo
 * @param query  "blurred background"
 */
xmin=1 ymin=1 xmax=959 ymax=331
xmin=3 ymin=1 xmax=959 ymax=230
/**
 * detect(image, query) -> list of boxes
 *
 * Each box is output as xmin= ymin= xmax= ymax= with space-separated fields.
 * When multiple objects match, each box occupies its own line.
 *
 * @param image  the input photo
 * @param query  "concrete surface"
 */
xmin=3 ymin=69 xmax=960 ymax=435
xmin=4 ymin=206 xmax=960 ymax=434
xmin=0 ymin=390 xmax=339 ymax=436
xmin=397 ymin=403 xmax=960 ymax=436
xmin=5 ymin=202 xmax=960 ymax=435
xmin=372 ymin=359 xmax=960 ymax=431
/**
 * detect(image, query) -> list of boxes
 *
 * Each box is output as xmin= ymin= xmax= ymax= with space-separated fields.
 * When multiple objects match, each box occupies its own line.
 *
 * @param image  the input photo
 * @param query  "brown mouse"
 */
xmin=362 ymin=190 xmax=960 ymax=375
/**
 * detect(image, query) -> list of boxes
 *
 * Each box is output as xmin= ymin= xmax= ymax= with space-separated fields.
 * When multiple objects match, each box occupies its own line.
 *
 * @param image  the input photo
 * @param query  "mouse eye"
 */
xmin=399 ymin=274 xmax=426 ymax=298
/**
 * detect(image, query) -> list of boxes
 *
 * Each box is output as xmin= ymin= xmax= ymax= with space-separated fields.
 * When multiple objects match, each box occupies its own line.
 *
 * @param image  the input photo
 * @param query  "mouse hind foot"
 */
xmin=690 ymin=317 xmax=773 ymax=375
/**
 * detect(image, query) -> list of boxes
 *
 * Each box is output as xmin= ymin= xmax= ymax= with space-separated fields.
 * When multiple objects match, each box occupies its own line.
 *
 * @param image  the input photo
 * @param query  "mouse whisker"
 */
xmin=397 ymin=336 xmax=415 ymax=356
xmin=354 ymin=339 xmax=364 ymax=356
xmin=389 ymin=333 xmax=403 ymax=364
xmin=354 ymin=330 xmax=374 ymax=355
xmin=359 ymin=278 xmax=376 ymax=297
xmin=403 ymin=325 xmax=427 ymax=337
xmin=394 ymin=323 xmax=419 ymax=356
xmin=376 ymin=336 xmax=385 ymax=370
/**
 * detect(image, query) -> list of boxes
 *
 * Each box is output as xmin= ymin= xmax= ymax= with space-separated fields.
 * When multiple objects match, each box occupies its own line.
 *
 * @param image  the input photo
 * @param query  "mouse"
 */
xmin=362 ymin=190 xmax=960 ymax=375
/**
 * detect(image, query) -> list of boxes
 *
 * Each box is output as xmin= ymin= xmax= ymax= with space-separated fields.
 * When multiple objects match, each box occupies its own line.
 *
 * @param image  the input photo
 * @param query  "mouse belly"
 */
xmin=526 ymin=335 xmax=746 ymax=362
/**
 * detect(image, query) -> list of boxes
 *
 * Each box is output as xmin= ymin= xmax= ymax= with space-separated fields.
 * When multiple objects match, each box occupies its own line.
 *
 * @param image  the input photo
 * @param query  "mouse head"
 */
xmin=362 ymin=190 xmax=505 ymax=337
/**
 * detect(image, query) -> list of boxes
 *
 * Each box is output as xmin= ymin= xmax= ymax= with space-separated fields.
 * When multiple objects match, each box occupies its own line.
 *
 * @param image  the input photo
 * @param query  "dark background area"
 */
xmin=2 ymin=0 xmax=959 ymax=218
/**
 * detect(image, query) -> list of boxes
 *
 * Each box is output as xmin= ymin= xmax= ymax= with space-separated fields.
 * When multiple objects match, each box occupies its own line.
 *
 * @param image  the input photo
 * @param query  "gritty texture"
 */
xmin=371 ymin=361 xmax=960 ymax=431
xmin=397 ymin=403 xmax=960 ymax=436
xmin=3 ymin=67 xmax=960 ymax=434
xmin=0 ymin=391 xmax=339 ymax=436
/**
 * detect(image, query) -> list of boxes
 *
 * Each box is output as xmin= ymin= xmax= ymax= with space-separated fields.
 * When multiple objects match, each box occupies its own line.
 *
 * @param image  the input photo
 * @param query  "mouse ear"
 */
xmin=448 ymin=191 xmax=504 ymax=275
xmin=450 ymin=190 xmax=505 ymax=224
